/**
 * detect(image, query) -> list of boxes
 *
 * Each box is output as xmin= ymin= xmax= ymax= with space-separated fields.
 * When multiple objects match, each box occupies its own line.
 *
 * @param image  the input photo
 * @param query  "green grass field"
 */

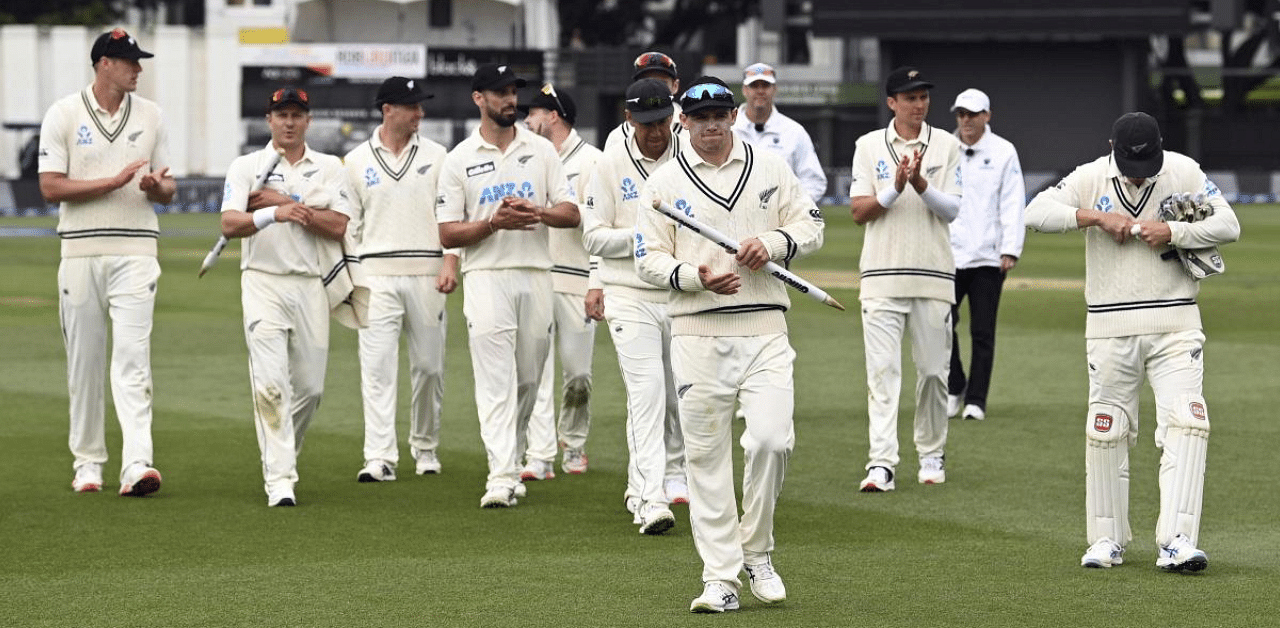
xmin=2 ymin=206 xmax=1278 ymax=627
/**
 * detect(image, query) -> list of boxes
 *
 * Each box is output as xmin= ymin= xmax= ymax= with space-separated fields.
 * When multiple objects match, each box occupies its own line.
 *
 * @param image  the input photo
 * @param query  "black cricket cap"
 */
xmin=885 ymin=66 xmax=933 ymax=96
xmin=679 ymin=76 xmax=736 ymax=115
xmin=268 ymin=87 xmax=310 ymax=112
xmin=1111 ymin=112 xmax=1164 ymax=178
xmin=90 ymin=28 xmax=153 ymax=64
xmin=472 ymin=63 xmax=528 ymax=92
xmin=625 ymin=79 xmax=675 ymax=124
xmin=632 ymin=51 xmax=678 ymax=81
xmin=375 ymin=76 xmax=433 ymax=107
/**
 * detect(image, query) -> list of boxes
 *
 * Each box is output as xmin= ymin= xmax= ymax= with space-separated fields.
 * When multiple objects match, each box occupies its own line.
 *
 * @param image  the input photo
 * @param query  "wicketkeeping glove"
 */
xmin=1156 ymin=192 xmax=1225 ymax=281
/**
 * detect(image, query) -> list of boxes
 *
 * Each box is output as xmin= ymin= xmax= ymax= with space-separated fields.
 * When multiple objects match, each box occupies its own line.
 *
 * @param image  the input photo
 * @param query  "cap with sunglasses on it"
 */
xmin=679 ymin=76 xmax=736 ymax=115
xmin=633 ymin=51 xmax=678 ymax=80
xmin=625 ymin=78 xmax=674 ymax=124
xmin=269 ymin=87 xmax=310 ymax=112
xmin=517 ymin=83 xmax=577 ymax=124
xmin=742 ymin=63 xmax=777 ymax=86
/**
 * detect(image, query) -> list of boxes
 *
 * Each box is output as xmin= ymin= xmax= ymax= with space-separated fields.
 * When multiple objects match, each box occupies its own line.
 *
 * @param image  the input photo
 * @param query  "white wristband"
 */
xmin=876 ymin=186 xmax=901 ymax=209
xmin=252 ymin=207 xmax=278 ymax=230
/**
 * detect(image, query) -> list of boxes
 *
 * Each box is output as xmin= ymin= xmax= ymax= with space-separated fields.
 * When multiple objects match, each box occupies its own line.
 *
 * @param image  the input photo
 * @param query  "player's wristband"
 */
xmin=252 ymin=207 xmax=278 ymax=230
xmin=876 ymin=186 xmax=901 ymax=209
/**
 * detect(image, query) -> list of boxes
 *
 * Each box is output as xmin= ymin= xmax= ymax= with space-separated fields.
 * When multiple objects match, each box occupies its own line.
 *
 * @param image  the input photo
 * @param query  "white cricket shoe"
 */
xmin=744 ymin=556 xmax=787 ymax=604
xmin=119 ymin=464 xmax=162 ymax=497
xmin=513 ymin=482 xmax=527 ymax=498
xmin=413 ymin=449 xmax=441 ymax=475
xmin=267 ymin=486 xmax=296 ymax=507
xmin=638 ymin=502 xmax=675 ymax=535
xmin=690 ymin=581 xmax=740 ymax=613
xmin=859 ymin=466 xmax=895 ymax=492
xmin=946 ymin=394 xmax=963 ymax=418
xmin=480 ymin=487 xmax=517 ymax=509
xmin=1081 ymin=537 xmax=1125 ymax=568
xmin=1157 ymin=534 xmax=1208 ymax=572
xmin=962 ymin=404 xmax=986 ymax=421
xmin=918 ymin=456 xmax=946 ymax=485
xmin=72 ymin=463 xmax=103 ymax=493
xmin=626 ymin=496 xmax=642 ymax=524
xmin=520 ymin=459 xmax=555 ymax=481
xmin=664 ymin=477 xmax=690 ymax=504
xmin=561 ymin=447 xmax=588 ymax=474
xmin=357 ymin=460 xmax=396 ymax=483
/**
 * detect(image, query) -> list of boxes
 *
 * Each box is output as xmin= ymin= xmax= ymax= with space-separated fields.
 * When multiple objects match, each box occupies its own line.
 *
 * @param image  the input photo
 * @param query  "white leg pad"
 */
xmin=1086 ymin=404 xmax=1131 ymax=546
xmin=1157 ymin=395 xmax=1211 ymax=547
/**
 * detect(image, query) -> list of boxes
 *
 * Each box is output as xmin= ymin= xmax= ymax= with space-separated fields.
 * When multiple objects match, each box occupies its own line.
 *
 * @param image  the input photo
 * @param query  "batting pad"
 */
xmin=1086 ymin=403 xmax=1131 ymax=546
xmin=1157 ymin=395 xmax=1211 ymax=546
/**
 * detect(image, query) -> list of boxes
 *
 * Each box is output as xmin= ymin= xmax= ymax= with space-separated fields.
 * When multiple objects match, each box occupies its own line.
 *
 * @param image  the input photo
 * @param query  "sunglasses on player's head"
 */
xmin=634 ymin=52 xmax=676 ymax=70
xmin=540 ymin=83 xmax=568 ymax=119
xmin=271 ymin=88 xmax=309 ymax=104
xmin=682 ymin=83 xmax=733 ymax=103
xmin=627 ymin=95 xmax=672 ymax=110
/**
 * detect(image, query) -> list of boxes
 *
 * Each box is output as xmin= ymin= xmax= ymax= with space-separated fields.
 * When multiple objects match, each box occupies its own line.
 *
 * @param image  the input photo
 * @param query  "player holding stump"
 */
xmin=39 ymin=28 xmax=175 ymax=496
xmin=220 ymin=87 xmax=354 ymax=507
xmin=1026 ymin=112 xmax=1239 ymax=571
xmin=343 ymin=77 xmax=456 ymax=482
xmin=635 ymin=76 xmax=824 ymax=612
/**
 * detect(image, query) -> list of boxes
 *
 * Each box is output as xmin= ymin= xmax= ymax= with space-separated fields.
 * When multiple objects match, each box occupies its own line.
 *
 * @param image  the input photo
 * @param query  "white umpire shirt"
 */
xmin=733 ymin=105 xmax=828 ymax=204
xmin=950 ymin=125 xmax=1025 ymax=269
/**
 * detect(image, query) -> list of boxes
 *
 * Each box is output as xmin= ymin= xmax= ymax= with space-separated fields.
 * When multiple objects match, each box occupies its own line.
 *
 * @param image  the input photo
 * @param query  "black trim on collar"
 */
xmin=676 ymin=142 xmax=753 ymax=212
xmin=884 ymin=123 xmax=931 ymax=165
xmin=1110 ymin=178 xmax=1155 ymax=219
xmin=370 ymin=141 xmax=418 ymax=182
xmin=81 ymin=91 xmax=132 ymax=143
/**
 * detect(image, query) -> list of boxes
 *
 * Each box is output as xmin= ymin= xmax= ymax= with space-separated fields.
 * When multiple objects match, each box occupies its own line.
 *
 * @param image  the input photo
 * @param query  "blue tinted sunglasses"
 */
xmin=682 ymin=83 xmax=733 ymax=102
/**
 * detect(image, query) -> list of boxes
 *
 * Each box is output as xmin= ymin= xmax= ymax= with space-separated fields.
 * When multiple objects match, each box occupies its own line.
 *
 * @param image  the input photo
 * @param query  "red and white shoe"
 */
xmin=72 ymin=464 xmax=103 ymax=493
xmin=119 ymin=465 xmax=162 ymax=497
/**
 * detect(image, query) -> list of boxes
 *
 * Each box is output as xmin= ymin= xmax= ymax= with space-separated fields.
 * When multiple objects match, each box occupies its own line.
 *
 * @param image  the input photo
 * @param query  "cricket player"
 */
xmin=946 ymin=88 xmax=1025 ymax=421
xmin=436 ymin=63 xmax=579 ymax=509
xmin=849 ymin=66 xmax=962 ymax=491
xmin=39 ymin=28 xmax=174 ymax=496
xmin=220 ymin=87 xmax=354 ymax=507
xmin=581 ymin=77 xmax=690 ymax=534
xmin=634 ymin=76 xmax=825 ymax=612
xmin=517 ymin=83 xmax=602 ymax=480
xmin=343 ymin=76 xmax=456 ymax=482
xmin=1025 ymin=112 xmax=1239 ymax=572
xmin=604 ymin=51 xmax=685 ymax=149
xmin=733 ymin=62 xmax=828 ymax=203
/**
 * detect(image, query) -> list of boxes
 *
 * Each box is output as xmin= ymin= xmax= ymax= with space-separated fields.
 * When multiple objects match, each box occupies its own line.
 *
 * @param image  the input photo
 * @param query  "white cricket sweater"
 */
xmin=39 ymin=86 xmax=169 ymax=258
xmin=635 ymin=136 xmax=825 ymax=337
xmin=549 ymin=129 xmax=602 ymax=295
xmin=582 ymin=129 xmax=684 ymax=304
xmin=849 ymin=123 xmax=963 ymax=302
xmin=343 ymin=128 xmax=451 ymax=276
xmin=1026 ymin=151 xmax=1240 ymax=338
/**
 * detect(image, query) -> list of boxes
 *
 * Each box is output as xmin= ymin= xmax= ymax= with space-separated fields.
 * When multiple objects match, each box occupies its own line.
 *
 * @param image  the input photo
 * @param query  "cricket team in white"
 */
xmin=41 ymin=32 xmax=1241 ymax=614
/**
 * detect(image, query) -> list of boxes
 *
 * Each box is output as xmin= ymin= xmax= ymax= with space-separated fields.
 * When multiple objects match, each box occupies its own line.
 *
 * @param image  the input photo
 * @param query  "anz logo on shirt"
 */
xmin=634 ymin=232 xmax=647 ymax=258
xmin=954 ymin=165 xmax=963 ymax=188
xmin=479 ymin=181 xmax=536 ymax=204
xmin=621 ymin=177 xmax=639 ymax=201
xmin=1095 ymin=196 xmax=1114 ymax=213
xmin=1204 ymin=179 xmax=1221 ymax=197
xmin=875 ymin=160 xmax=890 ymax=181
xmin=364 ymin=166 xmax=381 ymax=188
xmin=77 ymin=125 xmax=93 ymax=146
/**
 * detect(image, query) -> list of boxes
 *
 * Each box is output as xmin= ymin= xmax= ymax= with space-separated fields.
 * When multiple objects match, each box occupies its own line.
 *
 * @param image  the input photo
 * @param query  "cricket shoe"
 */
xmin=918 ymin=456 xmax=946 ymax=485
xmin=357 ymin=460 xmax=396 ymax=483
xmin=859 ymin=466 xmax=895 ymax=492
xmin=267 ymin=486 xmax=296 ymax=507
xmin=962 ymin=404 xmax=986 ymax=421
xmin=1157 ymin=534 xmax=1208 ymax=573
xmin=72 ymin=463 xmax=103 ymax=493
xmin=744 ymin=556 xmax=787 ymax=604
xmin=1081 ymin=538 xmax=1125 ymax=568
xmin=413 ymin=449 xmax=441 ymax=475
xmin=626 ymin=496 xmax=642 ymax=524
xmin=520 ymin=459 xmax=555 ymax=481
xmin=664 ymin=477 xmax=690 ymax=504
xmin=946 ymin=393 xmax=963 ymax=418
xmin=637 ymin=503 xmax=675 ymax=535
xmin=690 ymin=581 xmax=740 ymax=613
xmin=119 ymin=465 xmax=162 ymax=497
xmin=480 ymin=487 xmax=517 ymax=509
xmin=561 ymin=447 xmax=588 ymax=474
xmin=514 ymin=482 xmax=527 ymax=498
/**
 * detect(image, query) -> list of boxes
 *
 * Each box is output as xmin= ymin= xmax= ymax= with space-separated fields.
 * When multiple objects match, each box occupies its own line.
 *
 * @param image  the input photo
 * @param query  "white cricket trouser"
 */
xmin=1085 ymin=329 xmax=1207 ymax=546
xmin=861 ymin=297 xmax=951 ymax=470
xmin=606 ymin=294 xmax=685 ymax=506
xmin=463 ymin=269 xmax=553 ymax=491
xmin=241 ymin=271 xmax=329 ymax=496
xmin=358 ymin=274 xmax=448 ymax=467
xmin=672 ymin=333 xmax=795 ymax=587
xmin=526 ymin=290 xmax=596 ymax=461
xmin=58 ymin=255 xmax=159 ymax=482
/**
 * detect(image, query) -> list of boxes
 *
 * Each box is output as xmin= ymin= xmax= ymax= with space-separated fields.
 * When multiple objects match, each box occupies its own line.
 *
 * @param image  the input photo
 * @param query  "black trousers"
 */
xmin=949 ymin=266 xmax=1005 ymax=409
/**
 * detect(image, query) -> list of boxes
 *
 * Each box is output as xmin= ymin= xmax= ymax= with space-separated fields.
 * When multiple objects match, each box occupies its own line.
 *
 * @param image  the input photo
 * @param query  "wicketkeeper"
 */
xmin=1026 ymin=111 xmax=1240 ymax=572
